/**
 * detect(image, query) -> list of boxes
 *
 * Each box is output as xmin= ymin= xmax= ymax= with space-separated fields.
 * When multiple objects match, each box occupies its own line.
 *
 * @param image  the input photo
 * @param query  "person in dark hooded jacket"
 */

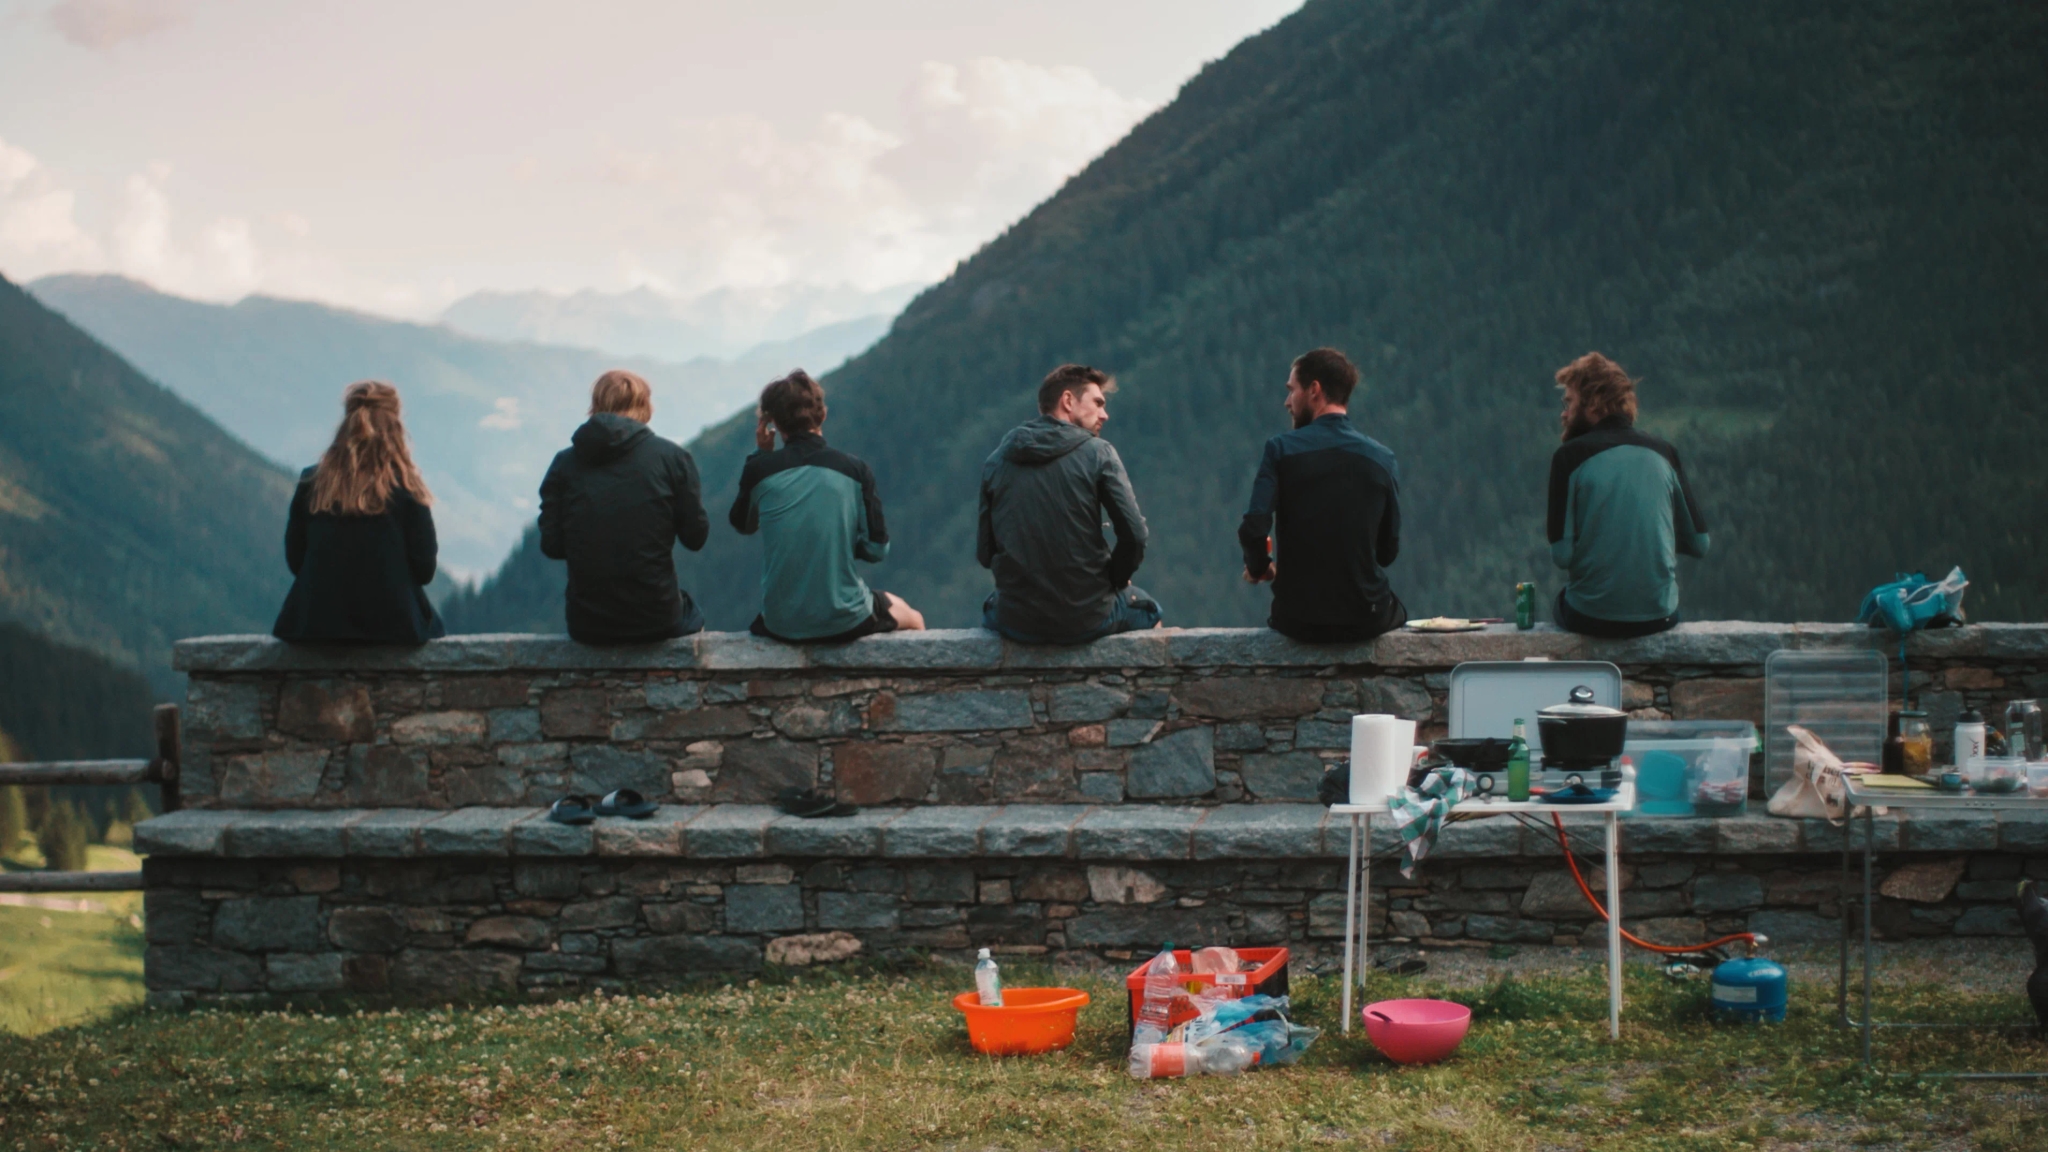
xmin=538 ymin=370 xmax=711 ymax=644
xmin=977 ymin=364 xmax=1160 ymax=644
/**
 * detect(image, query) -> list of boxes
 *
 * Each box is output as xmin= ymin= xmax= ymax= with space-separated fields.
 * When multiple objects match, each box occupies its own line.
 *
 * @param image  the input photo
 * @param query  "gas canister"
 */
xmin=1710 ymin=937 xmax=1787 ymax=1023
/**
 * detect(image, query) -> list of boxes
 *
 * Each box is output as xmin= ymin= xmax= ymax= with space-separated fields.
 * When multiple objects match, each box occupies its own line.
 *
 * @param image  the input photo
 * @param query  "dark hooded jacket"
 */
xmin=273 ymin=466 xmax=444 ymax=644
xmin=977 ymin=415 xmax=1148 ymax=642
xmin=538 ymin=413 xmax=710 ymax=644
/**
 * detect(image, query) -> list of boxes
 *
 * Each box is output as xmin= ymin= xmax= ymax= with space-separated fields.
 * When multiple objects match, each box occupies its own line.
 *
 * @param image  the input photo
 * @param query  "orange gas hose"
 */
xmin=1551 ymin=814 xmax=1758 ymax=955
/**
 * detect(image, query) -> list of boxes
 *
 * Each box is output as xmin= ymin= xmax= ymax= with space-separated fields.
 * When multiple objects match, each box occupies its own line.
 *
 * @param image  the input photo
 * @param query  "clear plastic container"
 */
xmin=1976 ymin=757 xmax=2029 ymax=795
xmin=2029 ymin=761 xmax=2048 ymax=798
xmin=1764 ymin=650 xmax=1888 ymax=794
xmin=1623 ymin=720 xmax=1758 ymax=819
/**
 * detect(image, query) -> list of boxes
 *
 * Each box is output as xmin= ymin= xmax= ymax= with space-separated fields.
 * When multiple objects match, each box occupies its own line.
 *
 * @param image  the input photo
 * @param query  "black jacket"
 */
xmin=1237 ymin=413 xmax=1402 ymax=635
xmin=272 ymin=467 xmax=445 ymax=644
xmin=977 ymin=415 xmax=1148 ymax=642
xmin=538 ymin=414 xmax=710 ymax=644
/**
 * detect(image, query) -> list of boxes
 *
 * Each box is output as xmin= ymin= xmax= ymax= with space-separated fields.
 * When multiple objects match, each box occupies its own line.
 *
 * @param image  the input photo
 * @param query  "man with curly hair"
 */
xmin=1547 ymin=353 xmax=1710 ymax=638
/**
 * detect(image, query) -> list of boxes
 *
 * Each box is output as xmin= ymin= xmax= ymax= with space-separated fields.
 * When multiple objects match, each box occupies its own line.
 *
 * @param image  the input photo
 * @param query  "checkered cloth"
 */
xmin=1386 ymin=766 xmax=1479 ymax=877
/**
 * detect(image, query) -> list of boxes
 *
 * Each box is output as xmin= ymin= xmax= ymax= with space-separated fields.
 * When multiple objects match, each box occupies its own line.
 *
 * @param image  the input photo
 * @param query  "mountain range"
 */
xmin=29 ymin=276 xmax=896 ymax=575
xmin=440 ymin=281 xmax=922 ymax=364
xmin=449 ymin=0 xmax=2048 ymax=633
xmin=0 ymin=273 xmax=294 ymax=696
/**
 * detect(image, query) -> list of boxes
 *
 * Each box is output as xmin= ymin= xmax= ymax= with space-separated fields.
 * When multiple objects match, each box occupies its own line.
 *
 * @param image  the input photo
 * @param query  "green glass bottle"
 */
xmin=1507 ymin=718 xmax=1531 ymax=802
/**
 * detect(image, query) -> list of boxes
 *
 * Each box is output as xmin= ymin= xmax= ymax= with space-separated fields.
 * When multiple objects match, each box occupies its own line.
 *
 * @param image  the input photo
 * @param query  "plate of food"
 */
xmin=1406 ymin=617 xmax=1488 ymax=633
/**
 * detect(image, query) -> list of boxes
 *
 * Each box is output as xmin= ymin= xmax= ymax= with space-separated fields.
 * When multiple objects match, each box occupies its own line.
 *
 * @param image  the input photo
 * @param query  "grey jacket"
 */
xmin=977 ymin=415 xmax=1149 ymax=641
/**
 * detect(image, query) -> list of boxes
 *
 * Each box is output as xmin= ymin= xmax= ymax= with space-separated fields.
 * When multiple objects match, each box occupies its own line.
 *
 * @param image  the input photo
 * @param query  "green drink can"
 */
xmin=1515 ymin=582 xmax=1536 ymax=630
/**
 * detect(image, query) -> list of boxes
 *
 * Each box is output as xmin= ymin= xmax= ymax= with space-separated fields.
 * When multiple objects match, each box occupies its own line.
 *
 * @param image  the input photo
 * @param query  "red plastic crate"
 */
xmin=1123 ymin=947 xmax=1290 ymax=1039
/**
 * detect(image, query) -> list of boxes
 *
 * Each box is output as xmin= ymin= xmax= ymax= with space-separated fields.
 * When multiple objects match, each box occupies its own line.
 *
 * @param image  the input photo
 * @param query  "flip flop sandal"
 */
xmin=595 ymin=788 xmax=658 ymax=819
xmin=1374 ymin=954 xmax=1428 ymax=976
xmin=775 ymin=787 xmax=840 ymax=819
xmin=547 ymin=795 xmax=596 ymax=825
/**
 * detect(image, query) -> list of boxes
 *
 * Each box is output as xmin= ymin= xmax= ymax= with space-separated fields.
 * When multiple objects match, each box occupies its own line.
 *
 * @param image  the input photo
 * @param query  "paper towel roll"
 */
xmin=1350 ymin=714 xmax=1400 ymax=804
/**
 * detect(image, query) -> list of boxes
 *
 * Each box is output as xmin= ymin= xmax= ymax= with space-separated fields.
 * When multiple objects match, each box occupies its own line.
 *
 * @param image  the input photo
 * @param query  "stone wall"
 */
xmin=171 ymin=624 xmax=2048 ymax=811
xmin=139 ymin=623 xmax=2048 ymax=1003
xmin=135 ymin=804 xmax=2048 ymax=1003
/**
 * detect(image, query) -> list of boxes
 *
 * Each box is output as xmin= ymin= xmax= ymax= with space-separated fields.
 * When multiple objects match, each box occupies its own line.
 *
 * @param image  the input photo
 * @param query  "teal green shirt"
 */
xmin=1547 ymin=421 xmax=1710 ymax=622
xmin=730 ymin=433 xmax=889 ymax=640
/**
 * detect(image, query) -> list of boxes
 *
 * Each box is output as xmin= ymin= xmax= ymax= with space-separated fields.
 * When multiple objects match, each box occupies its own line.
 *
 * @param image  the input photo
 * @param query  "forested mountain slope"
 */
xmin=0 ymin=274 xmax=294 ymax=693
xmin=29 ymin=276 xmax=887 ymax=575
xmin=450 ymin=0 xmax=2048 ymax=632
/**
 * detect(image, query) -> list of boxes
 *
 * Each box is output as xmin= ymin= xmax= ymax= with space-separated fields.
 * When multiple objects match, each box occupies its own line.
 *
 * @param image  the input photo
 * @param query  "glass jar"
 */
xmin=1896 ymin=710 xmax=1933 ymax=777
xmin=2004 ymin=699 xmax=2043 ymax=761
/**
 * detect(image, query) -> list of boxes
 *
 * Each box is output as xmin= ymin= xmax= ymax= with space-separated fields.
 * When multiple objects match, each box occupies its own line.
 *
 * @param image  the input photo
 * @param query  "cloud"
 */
xmin=46 ymin=0 xmax=189 ymax=49
xmin=478 ymin=397 xmax=522 ymax=431
xmin=576 ymin=57 xmax=1155 ymax=299
xmin=0 ymin=137 xmax=262 ymax=299
xmin=0 ymin=137 xmax=103 ymax=274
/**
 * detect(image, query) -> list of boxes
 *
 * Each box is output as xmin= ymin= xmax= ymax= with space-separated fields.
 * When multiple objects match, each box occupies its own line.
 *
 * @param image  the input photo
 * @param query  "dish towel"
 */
xmin=1386 ymin=767 xmax=1479 ymax=878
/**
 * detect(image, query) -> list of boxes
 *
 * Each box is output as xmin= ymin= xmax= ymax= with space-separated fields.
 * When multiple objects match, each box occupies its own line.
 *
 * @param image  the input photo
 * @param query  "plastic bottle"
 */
xmin=974 ymin=947 xmax=1002 ymax=1007
xmin=1134 ymin=1038 xmax=1260 ymax=1078
xmin=1506 ymin=718 xmax=1531 ymax=802
xmin=1954 ymin=710 xmax=1987 ymax=782
xmin=1127 ymin=944 xmax=1181 ymax=1078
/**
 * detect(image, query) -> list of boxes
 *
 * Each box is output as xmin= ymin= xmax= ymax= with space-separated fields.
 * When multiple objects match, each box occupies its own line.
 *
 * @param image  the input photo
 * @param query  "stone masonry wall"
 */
xmin=170 ymin=624 xmax=2048 ymax=812
xmin=142 ymin=624 xmax=2048 ymax=1003
xmin=142 ymin=841 xmax=2048 ymax=1004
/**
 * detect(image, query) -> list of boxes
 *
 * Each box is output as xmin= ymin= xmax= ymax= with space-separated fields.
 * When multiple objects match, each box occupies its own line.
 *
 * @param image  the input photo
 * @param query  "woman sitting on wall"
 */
xmin=272 ymin=380 xmax=445 ymax=644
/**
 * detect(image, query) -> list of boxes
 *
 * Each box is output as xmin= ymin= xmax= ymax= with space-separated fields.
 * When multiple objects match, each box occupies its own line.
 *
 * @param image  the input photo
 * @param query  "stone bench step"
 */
xmin=134 ymin=804 xmax=2032 ymax=862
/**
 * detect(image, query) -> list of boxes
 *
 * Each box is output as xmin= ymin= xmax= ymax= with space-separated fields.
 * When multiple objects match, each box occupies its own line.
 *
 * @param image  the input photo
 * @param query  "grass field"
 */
xmin=2 ymin=952 xmax=2043 ymax=1152
xmin=0 ymin=845 xmax=145 ymax=1037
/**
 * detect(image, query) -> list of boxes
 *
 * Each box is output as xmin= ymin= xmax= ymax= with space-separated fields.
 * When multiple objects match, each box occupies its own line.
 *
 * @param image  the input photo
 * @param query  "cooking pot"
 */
xmin=1536 ymin=685 xmax=1628 ymax=766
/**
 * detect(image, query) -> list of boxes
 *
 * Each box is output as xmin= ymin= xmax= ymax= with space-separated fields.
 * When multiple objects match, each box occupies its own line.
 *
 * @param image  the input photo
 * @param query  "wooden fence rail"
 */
xmin=0 ymin=704 xmax=177 ymax=894
xmin=0 ymin=870 xmax=144 ymax=892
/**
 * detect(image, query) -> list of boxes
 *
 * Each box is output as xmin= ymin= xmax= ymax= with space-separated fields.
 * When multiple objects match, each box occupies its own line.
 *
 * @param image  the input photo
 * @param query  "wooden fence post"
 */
xmin=153 ymin=703 xmax=180 ymax=813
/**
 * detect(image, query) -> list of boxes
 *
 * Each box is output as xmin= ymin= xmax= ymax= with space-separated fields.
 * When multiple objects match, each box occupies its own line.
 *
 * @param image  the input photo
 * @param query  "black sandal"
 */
xmin=775 ymin=787 xmax=857 ymax=819
xmin=595 ymin=788 xmax=658 ymax=819
xmin=547 ymin=795 xmax=596 ymax=825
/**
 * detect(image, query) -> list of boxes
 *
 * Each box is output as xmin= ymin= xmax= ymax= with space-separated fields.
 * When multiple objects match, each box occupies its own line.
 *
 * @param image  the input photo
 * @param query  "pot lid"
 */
xmin=1447 ymin=660 xmax=1622 ymax=739
xmin=1537 ymin=685 xmax=1627 ymax=719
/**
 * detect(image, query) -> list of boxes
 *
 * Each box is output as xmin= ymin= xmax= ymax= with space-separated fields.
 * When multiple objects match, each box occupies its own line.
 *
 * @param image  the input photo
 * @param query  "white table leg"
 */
xmin=1359 ymin=816 xmax=1372 ymax=1016
xmin=1605 ymin=811 xmax=1621 ymax=1040
xmin=1342 ymin=814 xmax=1359 ymax=1034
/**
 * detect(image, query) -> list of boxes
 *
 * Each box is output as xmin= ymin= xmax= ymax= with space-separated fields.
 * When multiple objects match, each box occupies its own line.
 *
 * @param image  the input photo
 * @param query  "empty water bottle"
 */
xmin=1127 ymin=944 xmax=1181 ymax=1078
xmin=974 ymin=947 xmax=1002 ymax=1007
xmin=1132 ymin=1036 xmax=1260 ymax=1078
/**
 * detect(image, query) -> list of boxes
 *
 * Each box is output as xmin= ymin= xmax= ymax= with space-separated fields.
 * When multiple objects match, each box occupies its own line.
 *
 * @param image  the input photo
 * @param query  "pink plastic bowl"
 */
xmin=1362 ymin=998 xmax=1472 ymax=1065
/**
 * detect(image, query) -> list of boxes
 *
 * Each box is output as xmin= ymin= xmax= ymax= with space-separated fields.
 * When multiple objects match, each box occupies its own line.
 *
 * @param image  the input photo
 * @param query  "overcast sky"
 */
xmin=0 ymin=0 xmax=1300 ymax=317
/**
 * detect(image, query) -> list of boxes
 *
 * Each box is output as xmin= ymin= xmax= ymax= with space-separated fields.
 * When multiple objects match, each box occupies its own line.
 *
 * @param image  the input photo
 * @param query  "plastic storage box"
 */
xmin=1623 ymin=720 xmax=1758 ymax=818
xmin=1763 ymin=650 xmax=1887 ymax=794
xmin=1124 ymin=947 xmax=1289 ymax=1039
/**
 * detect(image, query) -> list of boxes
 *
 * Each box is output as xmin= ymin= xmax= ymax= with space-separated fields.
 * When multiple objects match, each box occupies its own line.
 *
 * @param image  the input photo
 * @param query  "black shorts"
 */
xmin=749 ymin=591 xmax=900 ymax=644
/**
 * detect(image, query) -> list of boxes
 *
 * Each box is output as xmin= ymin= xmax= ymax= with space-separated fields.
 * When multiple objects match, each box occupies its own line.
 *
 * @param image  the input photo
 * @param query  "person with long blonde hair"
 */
xmin=272 ymin=381 xmax=445 ymax=643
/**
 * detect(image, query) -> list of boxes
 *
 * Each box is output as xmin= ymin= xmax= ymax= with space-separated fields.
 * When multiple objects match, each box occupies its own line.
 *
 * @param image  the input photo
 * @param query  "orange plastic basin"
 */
xmin=952 ymin=987 xmax=1091 ymax=1055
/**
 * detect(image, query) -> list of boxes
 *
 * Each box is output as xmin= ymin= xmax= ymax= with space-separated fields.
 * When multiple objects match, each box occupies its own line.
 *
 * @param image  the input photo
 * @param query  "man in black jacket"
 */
xmin=1238 ymin=348 xmax=1406 ymax=642
xmin=978 ymin=364 xmax=1160 ymax=644
xmin=538 ymin=370 xmax=710 ymax=643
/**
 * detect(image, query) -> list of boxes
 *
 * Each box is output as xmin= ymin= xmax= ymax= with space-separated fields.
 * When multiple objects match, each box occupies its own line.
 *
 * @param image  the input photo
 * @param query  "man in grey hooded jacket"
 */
xmin=978 ymin=364 xmax=1161 ymax=644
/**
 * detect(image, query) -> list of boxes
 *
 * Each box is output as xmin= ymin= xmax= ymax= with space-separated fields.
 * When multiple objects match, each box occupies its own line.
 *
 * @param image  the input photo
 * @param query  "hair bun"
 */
xmin=343 ymin=380 xmax=401 ymax=412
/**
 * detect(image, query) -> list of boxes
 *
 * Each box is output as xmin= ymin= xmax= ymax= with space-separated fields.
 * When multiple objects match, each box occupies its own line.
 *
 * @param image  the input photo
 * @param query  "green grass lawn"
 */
xmin=0 ymin=845 xmax=144 ymax=1037
xmin=2 ymin=954 xmax=2043 ymax=1151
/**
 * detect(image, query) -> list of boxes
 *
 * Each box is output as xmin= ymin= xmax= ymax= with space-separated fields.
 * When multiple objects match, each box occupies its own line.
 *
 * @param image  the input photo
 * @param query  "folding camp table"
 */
xmin=1838 ymin=776 xmax=2048 ymax=1079
xmin=1332 ymin=782 xmax=1636 ymax=1040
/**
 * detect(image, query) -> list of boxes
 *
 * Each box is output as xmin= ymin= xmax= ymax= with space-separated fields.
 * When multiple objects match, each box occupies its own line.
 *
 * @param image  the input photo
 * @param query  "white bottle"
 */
xmin=1954 ymin=710 xmax=1987 ymax=782
xmin=973 ymin=947 xmax=1003 ymax=1007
